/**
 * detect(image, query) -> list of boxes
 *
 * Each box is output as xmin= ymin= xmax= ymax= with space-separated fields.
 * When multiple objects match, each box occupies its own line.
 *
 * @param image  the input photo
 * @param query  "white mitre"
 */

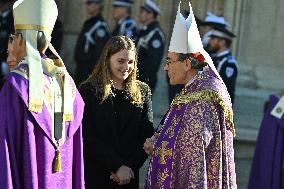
xmin=13 ymin=0 xmax=57 ymax=39
xmin=13 ymin=0 xmax=74 ymax=121
xmin=168 ymin=1 xmax=221 ymax=79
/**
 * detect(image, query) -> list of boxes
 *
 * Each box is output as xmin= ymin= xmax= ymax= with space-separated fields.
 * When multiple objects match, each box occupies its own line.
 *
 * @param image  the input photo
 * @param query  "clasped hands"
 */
xmin=110 ymin=165 xmax=134 ymax=185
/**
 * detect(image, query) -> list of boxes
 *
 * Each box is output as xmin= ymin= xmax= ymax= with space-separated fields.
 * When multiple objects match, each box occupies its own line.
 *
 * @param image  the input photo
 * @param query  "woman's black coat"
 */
xmin=79 ymin=80 xmax=154 ymax=189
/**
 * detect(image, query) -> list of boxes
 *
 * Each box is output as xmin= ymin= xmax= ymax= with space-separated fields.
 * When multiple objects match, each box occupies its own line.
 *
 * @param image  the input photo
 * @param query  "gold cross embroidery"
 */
xmin=155 ymin=141 xmax=173 ymax=165
xmin=156 ymin=168 xmax=169 ymax=189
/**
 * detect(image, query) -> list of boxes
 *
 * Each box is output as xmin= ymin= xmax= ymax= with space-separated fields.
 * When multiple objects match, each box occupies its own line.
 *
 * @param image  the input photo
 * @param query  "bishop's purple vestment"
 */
xmin=145 ymin=68 xmax=237 ymax=189
xmin=248 ymin=95 xmax=284 ymax=189
xmin=0 ymin=63 xmax=85 ymax=189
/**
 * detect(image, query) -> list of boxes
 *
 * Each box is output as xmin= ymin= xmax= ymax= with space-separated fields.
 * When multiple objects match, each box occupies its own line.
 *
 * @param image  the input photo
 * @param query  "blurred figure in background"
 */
xmin=80 ymin=36 xmax=154 ymax=189
xmin=136 ymin=0 xmax=165 ymax=93
xmin=45 ymin=19 xmax=63 ymax=58
xmin=112 ymin=0 xmax=137 ymax=40
xmin=248 ymin=93 xmax=284 ymax=189
xmin=207 ymin=26 xmax=238 ymax=104
xmin=0 ymin=34 xmax=17 ymax=90
xmin=199 ymin=11 xmax=229 ymax=55
xmin=74 ymin=0 xmax=110 ymax=85
xmin=0 ymin=0 xmax=14 ymax=88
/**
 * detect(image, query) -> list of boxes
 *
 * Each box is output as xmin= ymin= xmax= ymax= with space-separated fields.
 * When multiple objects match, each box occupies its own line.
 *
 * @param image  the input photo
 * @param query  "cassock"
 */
xmin=145 ymin=68 xmax=237 ymax=189
xmin=248 ymin=94 xmax=284 ymax=189
xmin=0 ymin=62 xmax=85 ymax=189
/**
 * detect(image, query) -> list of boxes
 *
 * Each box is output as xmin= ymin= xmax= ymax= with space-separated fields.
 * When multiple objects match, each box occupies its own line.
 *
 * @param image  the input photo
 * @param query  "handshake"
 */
xmin=110 ymin=165 xmax=134 ymax=186
xmin=110 ymin=134 xmax=158 ymax=186
xmin=143 ymin=134 xmax=158 ymax=155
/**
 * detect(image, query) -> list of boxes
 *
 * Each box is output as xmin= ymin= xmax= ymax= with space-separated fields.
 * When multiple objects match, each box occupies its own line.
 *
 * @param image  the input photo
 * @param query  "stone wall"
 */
xmin=236 ymin=0 xmax=284 ymax=91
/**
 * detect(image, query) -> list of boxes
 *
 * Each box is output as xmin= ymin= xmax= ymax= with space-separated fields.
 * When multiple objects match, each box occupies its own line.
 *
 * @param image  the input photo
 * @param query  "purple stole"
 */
xmin=146 ymin=102 xmax=188 ymax=188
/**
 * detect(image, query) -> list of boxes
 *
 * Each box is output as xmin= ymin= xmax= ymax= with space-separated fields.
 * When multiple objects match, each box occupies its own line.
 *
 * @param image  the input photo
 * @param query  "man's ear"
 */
xmin=184 ymin=59 xmax=192 ymax=71
xmin=219 ymin=38 xmax=226 ymax=47
xmin=19 ymin=34 xmax=24 ymax=46
xmin=18 ymin=35 xmax=27 ymax=55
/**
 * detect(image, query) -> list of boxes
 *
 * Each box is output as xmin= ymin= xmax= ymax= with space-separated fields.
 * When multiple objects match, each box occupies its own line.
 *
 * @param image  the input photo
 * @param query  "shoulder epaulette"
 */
xmin=227 ymin=55 xmax=237 ymax=64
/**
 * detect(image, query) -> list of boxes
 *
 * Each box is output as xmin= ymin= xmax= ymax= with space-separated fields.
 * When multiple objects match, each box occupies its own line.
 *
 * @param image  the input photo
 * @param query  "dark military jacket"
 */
xmin=74 ymin=14 xmax=110 ymax=84
xmin=0 ymin=8 xmax=14 ymax=79
xmin=112 ymin=16 xmax=137 ymax=40
xmin=136 ymin=21 xmax=165 ymax=92
xmin=212 ymin=50 xmax=239 ymax=104
xmin=45 ymin=19 xmax=64 ymax=57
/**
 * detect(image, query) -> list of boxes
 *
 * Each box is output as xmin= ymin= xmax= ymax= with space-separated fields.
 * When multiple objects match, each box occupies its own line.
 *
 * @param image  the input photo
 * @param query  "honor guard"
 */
xmin=208 ymin=26 xmax=239 ymax=104
xmin=0 ymin=0 xmax=14 ymax=88
xmin=112 ymin=0 xmax=137 ymax=40
xmin=74 ymin=0 xmax=110 ymax=85
xmin=199 ymin=12 xmax=229 ymax=55
xmin=137 ymin=0 xmax=165 ymax=92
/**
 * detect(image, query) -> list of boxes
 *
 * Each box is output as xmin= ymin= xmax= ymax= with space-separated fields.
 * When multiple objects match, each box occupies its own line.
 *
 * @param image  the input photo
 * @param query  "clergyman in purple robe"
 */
xmin=143 ymin=2 xmax=237 ymax=188
xmin=248 ymin=94 xmax=284 ymax=189
xmin=0 ymin=0 xmax=85 ymax=188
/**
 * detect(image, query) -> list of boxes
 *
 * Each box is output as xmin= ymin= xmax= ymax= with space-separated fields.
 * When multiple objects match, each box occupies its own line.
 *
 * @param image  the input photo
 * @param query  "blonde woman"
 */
xmin=79 ymin=36 xmax=154 ymax=189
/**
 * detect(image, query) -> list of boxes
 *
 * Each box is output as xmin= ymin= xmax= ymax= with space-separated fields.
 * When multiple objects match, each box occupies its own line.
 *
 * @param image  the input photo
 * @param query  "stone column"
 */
xmin=59 ymin=0 xmax=85 ymax=74
xmin=237 ymin=0 xmax=284 ymax=91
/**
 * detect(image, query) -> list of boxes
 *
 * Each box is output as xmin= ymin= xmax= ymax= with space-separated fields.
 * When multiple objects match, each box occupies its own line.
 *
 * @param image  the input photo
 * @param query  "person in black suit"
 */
xmin=208 ymin=26 xmax=238 ymax=104
xmin=79 ymin=36 xmax=154 ymax=189
xmin=74 ymin=0 xmax=110 ymax=85
xmin=0 ymin=0 xmax=14 ymax=89
xmin=112 ymin=0 xmax=137 ymax=40
xmin=136 ymin=0 xmax=165 ymax=93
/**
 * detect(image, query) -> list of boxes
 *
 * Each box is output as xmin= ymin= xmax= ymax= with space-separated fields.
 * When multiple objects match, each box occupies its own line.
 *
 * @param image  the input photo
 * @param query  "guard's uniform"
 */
xmin=0 ymin=8 xmax=14 ymax=82
xmin=212 ymin=50 xmax=238 ymax=104
xmin=112 ymin=16 xmax=137 ymax=40
xmin=74 ymin=14 xmax=110 ymax=85
xmin=136 ymin=21 xmax=165 ymax=92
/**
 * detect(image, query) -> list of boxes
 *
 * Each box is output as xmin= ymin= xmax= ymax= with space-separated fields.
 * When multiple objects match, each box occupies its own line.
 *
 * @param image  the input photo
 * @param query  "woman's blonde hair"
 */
xmin=85 ymin=35 xmax=142 ymax=104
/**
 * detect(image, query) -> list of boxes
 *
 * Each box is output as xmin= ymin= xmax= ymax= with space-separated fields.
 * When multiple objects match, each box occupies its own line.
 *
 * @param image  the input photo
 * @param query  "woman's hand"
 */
xmin=111 ymin=165 xmax=134 ymax=185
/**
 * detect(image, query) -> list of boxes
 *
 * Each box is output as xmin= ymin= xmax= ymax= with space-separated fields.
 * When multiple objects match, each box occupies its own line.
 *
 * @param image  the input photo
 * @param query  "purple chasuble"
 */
xmin=248 ymin=95 xmax=284 ymax=189
xmin=0 ymin=64 xmax=85 ymax=189
xmin=145 ymin=68 xmax=237 ymax=189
